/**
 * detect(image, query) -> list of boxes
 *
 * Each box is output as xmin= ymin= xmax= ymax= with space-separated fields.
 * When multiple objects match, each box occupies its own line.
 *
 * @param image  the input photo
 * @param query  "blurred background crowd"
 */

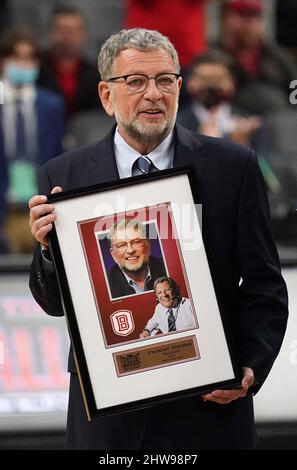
xmin=0 ymin=0 xmax=296 ymax=257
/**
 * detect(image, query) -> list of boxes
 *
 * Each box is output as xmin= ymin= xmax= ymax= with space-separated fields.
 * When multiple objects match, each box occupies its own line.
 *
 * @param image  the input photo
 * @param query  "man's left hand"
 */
xmin=201 ymin=367 xmax=254 ymax=405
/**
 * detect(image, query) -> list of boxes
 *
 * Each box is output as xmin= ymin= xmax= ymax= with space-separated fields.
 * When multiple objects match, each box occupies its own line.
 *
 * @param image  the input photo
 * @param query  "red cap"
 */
xmin=225 ymin=0 xmax=263 ymax=13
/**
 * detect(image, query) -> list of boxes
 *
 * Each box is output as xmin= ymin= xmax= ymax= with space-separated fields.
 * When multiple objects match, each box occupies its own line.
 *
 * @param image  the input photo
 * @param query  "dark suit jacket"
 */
xmin=29 ymin=124 xmax=288 ymax=450
xmin=108 ymin=255 xmax=166 ymax=298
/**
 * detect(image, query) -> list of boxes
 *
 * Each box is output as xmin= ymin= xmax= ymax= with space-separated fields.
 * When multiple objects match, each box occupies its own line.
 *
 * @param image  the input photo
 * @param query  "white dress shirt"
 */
xmin=122 ymin=266 xmax=152 ymax=294
xmin=145 ymin=298 xmax=196 ymax=334
xmin=192 ymin=102 xmax=235 ymax=135
xmin=114 ymin=127 xmax=174 ymax=178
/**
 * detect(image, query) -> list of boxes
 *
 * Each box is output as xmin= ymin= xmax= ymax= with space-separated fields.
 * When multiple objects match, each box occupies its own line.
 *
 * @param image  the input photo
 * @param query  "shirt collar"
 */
xmin=158 ymin=299 xmax=182 ymax=313
xmin=122 ymin=265 xmax=151 ymax=288
xmin=114 ymin=127 xmax=174 ymax=178
xmin=192 ymin=102 xmax=233 ymax=135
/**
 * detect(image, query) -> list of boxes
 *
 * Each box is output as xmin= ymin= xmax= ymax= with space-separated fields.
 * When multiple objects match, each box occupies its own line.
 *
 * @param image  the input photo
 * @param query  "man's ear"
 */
xmin=98 ymin=81 xmax=115 ymax=116
xmin=177 ymin=75 xmax=183 ymax=93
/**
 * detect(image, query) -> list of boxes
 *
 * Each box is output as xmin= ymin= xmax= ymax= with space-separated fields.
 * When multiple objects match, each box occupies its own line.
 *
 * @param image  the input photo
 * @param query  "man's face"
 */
xmin=51 ymin=14 xmax=86 ymax=55
xmin=187 ymin=63 xmax=235 ymax=97
xmin=224 ymin=10 xmax=263 ymax=48
xmin=110 ymin=226 xmax=150 ymax=275
xmin=99 ymin=48 xmax=182 ymax=150
xmin=155 ymin=281 xmax=176 ymax=309
xmin=3 ymin=41 xmax=38 ymax=70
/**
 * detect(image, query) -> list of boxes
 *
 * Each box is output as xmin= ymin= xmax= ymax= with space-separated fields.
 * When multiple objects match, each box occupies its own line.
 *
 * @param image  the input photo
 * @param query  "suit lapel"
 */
xmin=85 ymin=124 xmax=120 ymax=185
xmin=84 ymin=123 xmax=208 ymax=188
xmin=174 ymin=124 xmax=207 ymax=181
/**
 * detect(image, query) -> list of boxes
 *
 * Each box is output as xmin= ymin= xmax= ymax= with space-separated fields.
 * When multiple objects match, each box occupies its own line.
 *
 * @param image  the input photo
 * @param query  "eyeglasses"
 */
xmin=107 ymin=73 xmax=180 ymax=94
xmin=111 ymin=238 xmax=146 ymax=252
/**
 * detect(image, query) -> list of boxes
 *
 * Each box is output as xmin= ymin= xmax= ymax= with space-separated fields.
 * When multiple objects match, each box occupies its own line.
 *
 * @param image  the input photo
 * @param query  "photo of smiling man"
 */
xmin=107 ymin=218 xmax=167 ymax=299
xmin=139 ymin=276 xmax=197 ymax=337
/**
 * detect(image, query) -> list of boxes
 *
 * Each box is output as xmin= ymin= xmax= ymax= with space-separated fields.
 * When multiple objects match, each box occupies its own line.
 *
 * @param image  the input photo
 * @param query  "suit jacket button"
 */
xmin=37 ymin=272 xmax=44 ymax=288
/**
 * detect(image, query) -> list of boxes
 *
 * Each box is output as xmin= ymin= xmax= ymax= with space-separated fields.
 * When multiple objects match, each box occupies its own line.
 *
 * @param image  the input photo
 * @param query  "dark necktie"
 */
xmin=15 ymin=100 xmax=26 ymax=160
xmin=131 ymin=155 xmax=158 ymax=176
xmin=167 ymin=308 xmax=176 ymax=332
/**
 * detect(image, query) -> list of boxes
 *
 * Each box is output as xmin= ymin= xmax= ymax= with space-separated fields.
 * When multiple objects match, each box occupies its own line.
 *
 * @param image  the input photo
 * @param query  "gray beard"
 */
xmin=120 ymin=120 xmax=172 ymax=149
xmin=122 ymin=261 xmax=149 ymax=276
xmin=116 ymin=100 xmax=179 ymax=150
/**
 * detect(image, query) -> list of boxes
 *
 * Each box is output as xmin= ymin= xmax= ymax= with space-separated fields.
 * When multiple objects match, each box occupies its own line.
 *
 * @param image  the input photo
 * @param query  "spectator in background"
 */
xmin=217 ymin=0 xmax=297 ymax=114
xmin=177 ymin=50 xmax=262 ymax=147
xmin=177 ymin=48 xmax=287 ymax=242
xmin=38 ymin=5 xmax=100 ymax=118
xmin=0 ymin=29 xmax=64 ymax=254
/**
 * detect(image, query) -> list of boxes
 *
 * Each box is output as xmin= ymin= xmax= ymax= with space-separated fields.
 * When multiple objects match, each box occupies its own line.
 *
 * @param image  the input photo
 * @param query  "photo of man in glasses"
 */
xmin=107 ymin=217 xmax=166 ymax=299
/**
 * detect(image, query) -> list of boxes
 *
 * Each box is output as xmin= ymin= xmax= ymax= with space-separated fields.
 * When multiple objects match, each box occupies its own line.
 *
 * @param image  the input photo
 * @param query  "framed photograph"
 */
xmin=48 ymin=167 xmax=240 ymax=420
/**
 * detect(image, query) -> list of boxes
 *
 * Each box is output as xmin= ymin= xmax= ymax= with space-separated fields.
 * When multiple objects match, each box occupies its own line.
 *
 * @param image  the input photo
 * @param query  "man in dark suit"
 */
xmin=107 ymin=217 xmax=166 ymax=298
xmin=29 ymin=28 xmax=288 ymax=450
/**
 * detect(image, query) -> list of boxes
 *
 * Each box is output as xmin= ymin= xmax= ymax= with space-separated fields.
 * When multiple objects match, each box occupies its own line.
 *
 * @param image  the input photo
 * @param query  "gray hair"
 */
xmin=108 ymin=218 xmax=148 ymax=246
xmin=98 ymin=28 xmax=180 ymax=81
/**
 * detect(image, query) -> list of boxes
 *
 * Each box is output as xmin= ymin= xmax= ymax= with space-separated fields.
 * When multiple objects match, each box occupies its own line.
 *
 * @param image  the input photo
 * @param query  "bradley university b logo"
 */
xmin=110 ymin=310 xmax=135 ymax=336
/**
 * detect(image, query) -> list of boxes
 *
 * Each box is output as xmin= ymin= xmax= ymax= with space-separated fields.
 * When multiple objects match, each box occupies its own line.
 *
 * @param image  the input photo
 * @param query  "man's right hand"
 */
xmin=29 ymin=186 xmax=62 ymax=247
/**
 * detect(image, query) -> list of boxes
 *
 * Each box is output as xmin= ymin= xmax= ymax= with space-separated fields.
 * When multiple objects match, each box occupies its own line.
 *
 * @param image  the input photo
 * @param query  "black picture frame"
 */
xmin=48 ymin=166 xmax=241 ymax=420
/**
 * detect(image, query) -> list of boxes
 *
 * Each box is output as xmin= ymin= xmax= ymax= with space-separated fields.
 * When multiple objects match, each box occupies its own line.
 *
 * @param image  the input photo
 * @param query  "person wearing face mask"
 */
xmin=177 ymin=50 xmax=262 ymax=147
xmin=0 ymin=28 xmax=65 ymax=254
